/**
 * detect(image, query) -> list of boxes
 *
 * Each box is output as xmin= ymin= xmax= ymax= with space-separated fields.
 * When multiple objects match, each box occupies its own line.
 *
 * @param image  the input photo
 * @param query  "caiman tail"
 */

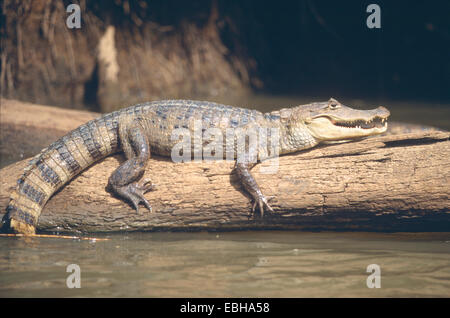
xmin=2 ymin=111 xmax=121 ymax=234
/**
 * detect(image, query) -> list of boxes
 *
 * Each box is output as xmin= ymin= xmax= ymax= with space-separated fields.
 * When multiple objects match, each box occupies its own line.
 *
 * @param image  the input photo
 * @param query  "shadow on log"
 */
xmin=0 ymin=100 xmax=449 ymax=233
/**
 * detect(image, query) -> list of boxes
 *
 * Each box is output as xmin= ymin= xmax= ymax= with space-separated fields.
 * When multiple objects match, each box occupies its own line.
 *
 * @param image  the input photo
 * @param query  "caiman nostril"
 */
xmin=377 ymin=106 xmax=390 ymax=117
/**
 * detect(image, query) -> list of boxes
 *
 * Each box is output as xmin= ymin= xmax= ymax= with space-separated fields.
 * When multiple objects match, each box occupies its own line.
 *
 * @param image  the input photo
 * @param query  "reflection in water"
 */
xmin=0 ymin=231 xmax=449 ymax=297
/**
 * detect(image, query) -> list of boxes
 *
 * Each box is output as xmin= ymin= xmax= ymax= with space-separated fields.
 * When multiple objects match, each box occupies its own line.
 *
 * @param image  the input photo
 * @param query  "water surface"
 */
xmin=1 ymin=231 xmax=449 ymax=297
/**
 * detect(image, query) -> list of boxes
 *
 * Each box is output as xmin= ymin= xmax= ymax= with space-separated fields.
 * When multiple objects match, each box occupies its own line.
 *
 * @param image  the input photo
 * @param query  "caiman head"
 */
xmin=293 ymin=98 xmax=390 ymax=142
xmin=272 ymin=98 xmax=390 ymax=152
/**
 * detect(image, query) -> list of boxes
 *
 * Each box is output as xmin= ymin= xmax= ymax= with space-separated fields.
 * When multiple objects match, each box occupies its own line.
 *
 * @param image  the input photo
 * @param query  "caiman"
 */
xmin=2 ymin=98 xmax=390 ymax=234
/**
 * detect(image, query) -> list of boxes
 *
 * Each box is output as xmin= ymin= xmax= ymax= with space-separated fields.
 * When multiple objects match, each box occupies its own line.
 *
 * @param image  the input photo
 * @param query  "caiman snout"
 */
xmin=375 ymin=106 xmax=390 ymax=118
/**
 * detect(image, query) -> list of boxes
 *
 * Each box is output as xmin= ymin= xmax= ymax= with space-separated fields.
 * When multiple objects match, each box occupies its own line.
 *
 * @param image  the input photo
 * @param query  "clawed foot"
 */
xmin=250 ymin=195 xmax=275 ymax=217
xmin=113 ymin=179 xmax=156 ymax=214
xmin=138 ymin=178 xmax=156 ymax=193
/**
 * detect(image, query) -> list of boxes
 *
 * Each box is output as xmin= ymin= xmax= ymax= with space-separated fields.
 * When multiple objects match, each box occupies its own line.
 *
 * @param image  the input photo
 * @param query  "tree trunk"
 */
xmin=0 ymin=100 xmax=449 ymax=232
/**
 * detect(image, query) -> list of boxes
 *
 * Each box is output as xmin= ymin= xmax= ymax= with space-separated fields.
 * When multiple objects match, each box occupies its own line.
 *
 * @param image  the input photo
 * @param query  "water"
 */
xmin=0 ymin=232 xmax=449 ymax=297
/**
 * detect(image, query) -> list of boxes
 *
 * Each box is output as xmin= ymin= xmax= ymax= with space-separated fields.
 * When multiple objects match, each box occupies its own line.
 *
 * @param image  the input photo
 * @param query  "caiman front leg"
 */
xmin=108 ymin=119 xmax=155 ymax=213
xmin=235 ymin=160 xmax=274 ymax=217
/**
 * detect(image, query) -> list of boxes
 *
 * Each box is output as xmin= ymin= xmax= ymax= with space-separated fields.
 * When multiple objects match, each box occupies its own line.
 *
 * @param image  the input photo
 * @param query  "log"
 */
xmin=0 ymin=100 xmax=449 ymax=232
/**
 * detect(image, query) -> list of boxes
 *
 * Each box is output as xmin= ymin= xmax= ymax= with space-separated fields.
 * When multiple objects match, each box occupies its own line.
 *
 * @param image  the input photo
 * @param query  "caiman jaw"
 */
xmin=330 ymin=116 xmax=387 ymax=130
xmin=304 ymin=104 xmax=390 ymax=142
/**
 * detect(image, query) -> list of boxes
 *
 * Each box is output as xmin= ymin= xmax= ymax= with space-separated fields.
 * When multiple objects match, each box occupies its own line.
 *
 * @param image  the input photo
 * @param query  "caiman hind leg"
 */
xmin=235 ymin=160 xmax=274 ymax=217
xmin=108 ymin=119 xmax=155 ymax=213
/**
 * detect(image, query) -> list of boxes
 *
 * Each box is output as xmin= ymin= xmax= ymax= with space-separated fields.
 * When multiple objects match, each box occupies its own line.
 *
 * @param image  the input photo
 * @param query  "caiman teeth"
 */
xmin=332 ymin=117 xmax=387 ymax=129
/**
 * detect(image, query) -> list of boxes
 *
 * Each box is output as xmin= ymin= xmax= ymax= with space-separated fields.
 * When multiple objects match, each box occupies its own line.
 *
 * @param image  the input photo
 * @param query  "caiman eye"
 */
xmin=329 ymin=102 xmax=340 ymax=109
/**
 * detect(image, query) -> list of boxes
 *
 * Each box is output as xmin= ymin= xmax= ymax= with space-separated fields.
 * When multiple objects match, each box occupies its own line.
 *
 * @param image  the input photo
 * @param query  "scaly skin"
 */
xmin=2 ymin=98 xmax=390 ymax=234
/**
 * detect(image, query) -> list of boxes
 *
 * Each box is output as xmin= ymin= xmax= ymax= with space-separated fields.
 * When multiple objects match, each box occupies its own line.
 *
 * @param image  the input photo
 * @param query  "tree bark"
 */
xmin=0 ymin=100 xmax=449 ymax=232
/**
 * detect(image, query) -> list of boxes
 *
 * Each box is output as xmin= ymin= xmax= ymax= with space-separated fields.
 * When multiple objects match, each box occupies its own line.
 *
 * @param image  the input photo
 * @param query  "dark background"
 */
xmin=220 ymin=0 xmax=450 ymax=102
xmin=1 ymin=0 xmax=450 ymax=109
